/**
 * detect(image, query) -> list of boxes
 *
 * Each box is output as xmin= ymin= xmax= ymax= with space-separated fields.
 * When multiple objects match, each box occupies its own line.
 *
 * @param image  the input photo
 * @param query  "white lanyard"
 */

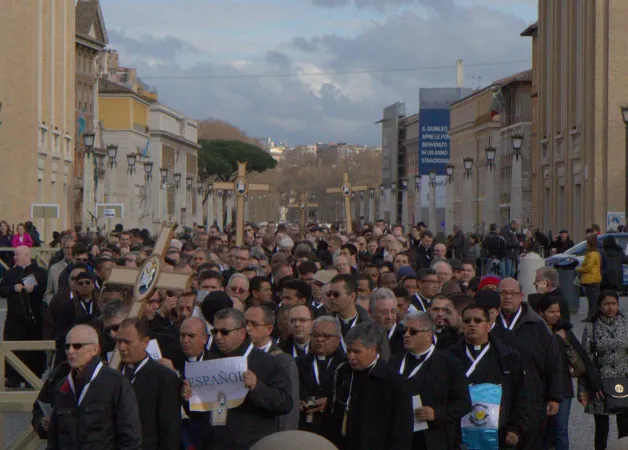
xmin=122 ymin=357 xmax=150 ymax=384
xmin=293 ymin=342 xmax=309 ymax=358
xmin=415 ymin=294 xmax=427 ymax=312
xmin=243 ymin=343 xmax=254 ymax=358
xmin=388 ymin=323 xmax=397 ymax=340
xmin=465 ymin=344 xmax=491 ymax=378
xmin=339 ymin=314 xmax=359 ymax=353
xmin=313 ymin=356 xmax=334 ymax=386
xmin=205 ymin=335 xmax=213 ymax=350
xmin=499 ymin=308 xmax=522 ymax=330
xmin=260 ymin=341 xmax=272 ymax=353
xmin=80 ymin=300 xmax=93 ymax=315
xmin=398 ymin=345 xmax=435 ymax=378
xmin=68 ymin=361 xmax=103 ymax=406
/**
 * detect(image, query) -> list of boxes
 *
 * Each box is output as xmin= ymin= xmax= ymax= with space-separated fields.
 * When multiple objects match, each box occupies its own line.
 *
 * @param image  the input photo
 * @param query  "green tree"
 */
xmin=198 ymin=139 xmax=277 ymax=181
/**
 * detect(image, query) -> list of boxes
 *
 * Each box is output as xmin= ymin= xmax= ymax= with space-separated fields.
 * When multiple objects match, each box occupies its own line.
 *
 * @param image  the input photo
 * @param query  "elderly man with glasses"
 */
xmin=182 ymin=308 xmax=293 ymax=448
xmin=46 ymin=324 xmax=141 ymax=449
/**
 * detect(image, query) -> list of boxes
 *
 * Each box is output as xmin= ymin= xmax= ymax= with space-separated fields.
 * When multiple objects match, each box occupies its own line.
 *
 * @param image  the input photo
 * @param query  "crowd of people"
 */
xmin=0 ymin=218 xmax=625 ymax=449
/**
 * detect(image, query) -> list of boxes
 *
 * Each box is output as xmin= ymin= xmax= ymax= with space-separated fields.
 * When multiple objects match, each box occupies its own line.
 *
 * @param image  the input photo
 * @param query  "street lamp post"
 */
xmin=512 ymin=135 xmax=523 ymax=161
xmin=106 ymin=145 xmax=118 ymax=169
xmin=414 ymin=175 xmax=422 ymax=225
xmin=186 ymin=176 xmax=193 ymax=191
xmin=143 ymin=160 xmax=154 ymax=219
xmin=390 ymin=182 xmax=397 ymax=224
xmin=463 ymin=158 xmax=474 ymax=231
xmin=485 ymin=146 xmax=497 ymax=171
xmin=511 ymin=134 xmax=524 ymax=223
xmin=83 ymin=132 xmax=95 ymax=157
xmin=400 ymin=178 xmax=409 ymax=231
xmin=173 ymin=172 xmax=182 ymax=189
xmin=127 ymin=153 xmax=137 ymax=175
xmin=427 ymin=170 xmax=437 ymax=233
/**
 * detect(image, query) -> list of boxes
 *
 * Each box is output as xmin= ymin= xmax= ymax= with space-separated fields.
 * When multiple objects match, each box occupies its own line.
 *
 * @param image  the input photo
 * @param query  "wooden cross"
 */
xmin=213 ymin=162 xmax=270 ymax=246
xmin=106 ymin=223 xmax=193 ymax=369
xmin=325 ymin=171 xmax=366 ymax=233
xmin=287 ymin=192 xmax=318 ymax=226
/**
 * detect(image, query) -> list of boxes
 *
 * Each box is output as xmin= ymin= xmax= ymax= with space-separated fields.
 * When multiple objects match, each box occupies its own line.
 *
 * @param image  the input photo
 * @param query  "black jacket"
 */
xmin=33 ymin=362 xmax=72 ymax=439
xmin=389 ymin=349 xmax=471 ymax=450
xmin=322 ymin=359 xmax=413 ymax=450
xmin=415 ymin=245 xmax=434 ymax=270
xmin=601 ymin=237 xmax=624 ymax=290
xmin=0 ymin=263 xmax=48 ymax=321
xmin=125 ymin=356 xmax=181 ymax=450
xmin=451 ymin=230 xmax=469 ymax=260
xmin=46 ymin=357 xmax=142 ymax=450
xmin=295 ymin=348 xmax=345 ymax=433
xmin=387 ymin=323 xmax=406 ymax=357
xmin=501 ymin=225 xmax=520 ymax=260
xmin=54 ymin=297 xmax=100 ymax=366
xmin=278 ymin=336 xmax=310 ymax=358
xmin=495 ymin=303 xmax=563 ymax=406
xmin=482 ymin=233 xmax=506 ymax=259
xmin=449 ymin=336 xmax=530 ymax=444
xmin=435 ymin=327 xmax=462 ymax=350
xmin=185 ymin=339 xmax=293 ymax=449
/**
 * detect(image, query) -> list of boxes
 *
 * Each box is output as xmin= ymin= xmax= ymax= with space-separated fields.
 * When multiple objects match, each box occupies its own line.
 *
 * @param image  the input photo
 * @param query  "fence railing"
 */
xmin=0 ymin=340 xmax=55 ymax=450
xmin=0 ymin=248 xmax=58 ymax=271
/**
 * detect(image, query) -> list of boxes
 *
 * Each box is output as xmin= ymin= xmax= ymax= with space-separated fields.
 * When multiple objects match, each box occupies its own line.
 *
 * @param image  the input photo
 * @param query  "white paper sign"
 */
xmin=412 ymin=395 xmax=429 ymax=432
xmin=146 ymin=339 xmax=162 ymax=360
xmin=185 ymin=357 xmax=248 ymax=412
xmin=103 ymin=208 xmax=116 ymax=218
xmin=22 ymin=274 xmax=37 ymax=288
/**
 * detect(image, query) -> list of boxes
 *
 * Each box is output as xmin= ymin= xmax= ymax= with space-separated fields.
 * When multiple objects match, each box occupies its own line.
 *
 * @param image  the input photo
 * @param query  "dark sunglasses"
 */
xmin=64 ymin=342 xmax=96 ymax=351
xmin=462 ymin=317 xmax=486 ymax=325
xmin=104 ymin=324 xmax=120 ymax=333
xmin=405 ymin=328 xmax=431 ymax=336
xmin=325 ymin=291 xmax=347 ymax=299
xmin=75 ymin=258 xmax=89 ymax=262
xmin=210 ymin=327 xmax=243 ymax=336
xmin=77 ymin=280 xmax=92 ymax=287
xmin=229 ymin=287 xmax=247 ymax=294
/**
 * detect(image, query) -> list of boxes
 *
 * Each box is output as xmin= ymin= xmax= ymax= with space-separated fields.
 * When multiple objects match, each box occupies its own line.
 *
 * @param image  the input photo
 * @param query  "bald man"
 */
xmin=0 ymin=246 xmax=48 ymax=387
xmin=47 ymin=324 xmax=142 ymax=449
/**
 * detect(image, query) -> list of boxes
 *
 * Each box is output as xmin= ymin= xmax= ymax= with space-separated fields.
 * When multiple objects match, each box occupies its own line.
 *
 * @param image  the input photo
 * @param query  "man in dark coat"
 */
xmin=501 ymin=221 xmax=521 ymax=278
xmin=369 ymin=288 xmax=405 ymax=356
xmin=46 ymin=324 xmax=141 ymax=449
xmin=534 ymin=267 xmax=570 ymax=321
xmin=495 ymin=278 xmax=563 ymax=449
xmin=326 ymin=274 xmax=370 ymax=353
xmin=449 ymin=305 xmax=530 ymax=448
xmin=0 ymin=246 xmax=48 ymax=386
xmin=451 ymin=225 xmax=469 ymax=260
xmin=117 ymin=318 xmax=181 ymax=450
xmin=182 ymin=308 xmax=293 ymax=449
xmin=389 ymin=312 xmax=471 ymax=450
xmin=31 ymin=361 xmax=71 ymax=439
xmin=322 ymin=322 xmax=413 ymax=450
xmin=296 ymin=316 xmax=345 ymax=434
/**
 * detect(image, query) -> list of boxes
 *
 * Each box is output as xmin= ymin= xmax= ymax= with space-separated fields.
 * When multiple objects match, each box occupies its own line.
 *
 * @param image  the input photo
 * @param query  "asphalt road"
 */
xmin=0 ymin=297 xmax=623 ymax=448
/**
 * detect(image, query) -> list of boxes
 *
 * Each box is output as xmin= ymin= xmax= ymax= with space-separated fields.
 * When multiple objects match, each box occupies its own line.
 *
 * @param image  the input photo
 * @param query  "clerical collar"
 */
xmin=340 ymin=312 xmax=358 ymax=324
xmin=409 ymin=346 xmax=433 ymax=359
xmin=466 ymin=341 xmax=489 ymax=352
xmin=316 ymin=355 xmax=327 ymax=361
xmin=295 ymin=341 xmax=309 ymax=349
xmin=188 ymin=349 xmax=205 ymax=362
xmin=260 ymin=340 xmax=273 ymax=353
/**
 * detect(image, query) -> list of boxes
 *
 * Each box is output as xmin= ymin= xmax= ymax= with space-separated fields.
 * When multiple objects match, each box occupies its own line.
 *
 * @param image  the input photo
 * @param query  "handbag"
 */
xmin=592 ymin=322 xmax=628 ymax=413
xmin=564 ymin=337 xmax=587 ymax=378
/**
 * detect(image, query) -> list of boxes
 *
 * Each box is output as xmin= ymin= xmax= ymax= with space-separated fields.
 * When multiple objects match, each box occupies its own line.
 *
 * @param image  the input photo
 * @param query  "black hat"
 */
xmin=200 ymin=291 xmax=233 ymax=326
xmin=474 ymin=289 xmax=501 ymax=309
xmin=75 ymin=272 xmax=95 ymax=283
xmin=449 ymin=259 xmax=464 ymax=271
xmin=559 ymin=229 xmax=569 ymax=234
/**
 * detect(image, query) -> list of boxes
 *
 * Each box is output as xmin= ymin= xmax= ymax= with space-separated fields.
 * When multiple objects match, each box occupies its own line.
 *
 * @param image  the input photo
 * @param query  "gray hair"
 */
xmin=345 ymin=322 xmax=385 ymax=350
xmin=195 ymin=248 xmax=212 ymax=259
xmin=100 ymin=298 xmax=131 ymax=320
xmin=403 ymin=312 xmax=435 ymax=333
xmin=249 ymin=247 xmax=266 ymax=260
xmin=536 ymin=267 xmax=559 ymax=288
xmin=369 ymin=288 xmax=396 ymax=311
xmin=431 ymin=260 xmax=451 ymax=271
xmin=313 ymin=316 xmax=341 ymax=336
xmin=213 ymin=308 xmax=246 ymax=328
xmin=228 ymin=273 xmax=250 ymax=288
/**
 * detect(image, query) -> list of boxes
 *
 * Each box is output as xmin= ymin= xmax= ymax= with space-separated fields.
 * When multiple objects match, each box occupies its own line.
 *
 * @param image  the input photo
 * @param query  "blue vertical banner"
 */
xmin=418 ymin=109 xmax=450 ymax=176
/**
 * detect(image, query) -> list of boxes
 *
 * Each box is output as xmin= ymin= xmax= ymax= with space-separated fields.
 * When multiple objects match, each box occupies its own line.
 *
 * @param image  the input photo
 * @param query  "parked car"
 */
xmin=545 ymin=233 xmax=628 ymax=289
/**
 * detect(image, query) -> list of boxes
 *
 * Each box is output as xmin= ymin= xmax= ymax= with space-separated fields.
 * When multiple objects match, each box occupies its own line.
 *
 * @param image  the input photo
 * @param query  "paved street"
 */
xmin=0 ymin=296 xmax=623 ymax=448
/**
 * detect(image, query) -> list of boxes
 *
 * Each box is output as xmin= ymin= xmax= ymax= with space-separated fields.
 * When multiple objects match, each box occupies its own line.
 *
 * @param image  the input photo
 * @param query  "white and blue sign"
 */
xmin=418 ymin=109 xmax=450 ymax=176
xmin=461 ymin=383 xmax=501 ymax=450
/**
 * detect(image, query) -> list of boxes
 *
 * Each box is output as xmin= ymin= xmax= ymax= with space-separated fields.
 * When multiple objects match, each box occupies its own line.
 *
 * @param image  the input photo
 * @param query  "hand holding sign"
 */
xmin=185 ymin=357 xmax=248 ymax=412
xmin=243 ymin=370 xmax=257 ymax=390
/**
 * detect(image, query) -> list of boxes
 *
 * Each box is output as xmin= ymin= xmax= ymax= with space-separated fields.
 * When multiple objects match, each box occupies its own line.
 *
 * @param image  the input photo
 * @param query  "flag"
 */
xmin=489 ymin=88 xmax=503 ymax=119
xmin=140 ymin=139 xmax=150 ymax=158
xmin=77 ymin=111 xmax=86 ymax=137
xmin=461 ymin=383 xmax=501 ymax=450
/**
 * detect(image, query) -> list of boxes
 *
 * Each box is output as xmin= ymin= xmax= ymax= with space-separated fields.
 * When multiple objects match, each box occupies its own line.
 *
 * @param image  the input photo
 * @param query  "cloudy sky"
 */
xmin=100 ymin=0 xmax=537 ymax=146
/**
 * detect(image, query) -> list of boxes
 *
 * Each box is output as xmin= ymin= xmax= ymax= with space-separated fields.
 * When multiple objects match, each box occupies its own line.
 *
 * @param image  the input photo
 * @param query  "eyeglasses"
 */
xmin=326 ymin=291 xmax=347 ymax=299
xmin=462 ymin=317 xmax=487 ymax=324
xmin=405 ymin=328 xmax=431 ymax=336
xmin=75 ymin=257 xmax=89 ymax=262
xmin=499 ymin=291 xmax=519 ymax=298
xmin=77 ymin=280 xmax=92 ymax=287
xmin=246 ymin=320 xmax=269 ymax=328
xmin=104 ymin=324 xmax=120 ymax=333
xmin=289 ymin=318 xmax=312 ymax=325
xmin=311 ymin=332 xmax=338 ymax=340
xmin=229 ymin=286 xmax=248 ymax=294
xmin=210 ymin=327 xmax=244 ymax=336
xmin=64 ymin=342 xmax=96 ymax=351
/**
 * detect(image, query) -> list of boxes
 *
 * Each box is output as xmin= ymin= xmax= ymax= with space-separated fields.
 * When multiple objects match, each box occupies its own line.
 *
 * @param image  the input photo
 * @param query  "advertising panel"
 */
xmin=418 ymin=108 xmax=450 ymax=176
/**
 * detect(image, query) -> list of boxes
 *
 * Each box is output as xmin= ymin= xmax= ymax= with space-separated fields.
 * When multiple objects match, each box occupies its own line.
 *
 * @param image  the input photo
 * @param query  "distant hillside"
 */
xmin=197 ymin=119 xmax=261 ymax=146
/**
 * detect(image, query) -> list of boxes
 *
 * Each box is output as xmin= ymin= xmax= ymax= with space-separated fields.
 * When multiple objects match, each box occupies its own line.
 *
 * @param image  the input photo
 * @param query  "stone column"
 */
xmin=445 ymin=180 xmax=455 ymax=236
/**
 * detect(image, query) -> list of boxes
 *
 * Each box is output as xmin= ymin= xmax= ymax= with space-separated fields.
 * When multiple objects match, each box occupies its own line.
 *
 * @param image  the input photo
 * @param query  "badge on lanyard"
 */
xmin=211 ymin=391 xmax=228 ymax=426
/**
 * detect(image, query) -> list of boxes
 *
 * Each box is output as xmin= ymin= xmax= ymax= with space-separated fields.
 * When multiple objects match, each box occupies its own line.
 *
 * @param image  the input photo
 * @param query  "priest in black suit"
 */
xmin=389 ymin=312 xmax=471 ymax=450
xmin=295 ymin=316 xmax=345 ymax=434
xmin=369 ymin=288 xmax=405 ymax=356
xmin=117 ymin=318 xmax=181 ymax=450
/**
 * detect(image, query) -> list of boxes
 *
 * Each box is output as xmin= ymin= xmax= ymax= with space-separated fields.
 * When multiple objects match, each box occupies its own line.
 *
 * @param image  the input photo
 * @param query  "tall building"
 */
xmin=74 ymin=0 xmax=108 ymax=225
xmin=0 ymin=0 xmax=75 ymax=236
xmin=524 ymin=1 xmax=628 ymax=238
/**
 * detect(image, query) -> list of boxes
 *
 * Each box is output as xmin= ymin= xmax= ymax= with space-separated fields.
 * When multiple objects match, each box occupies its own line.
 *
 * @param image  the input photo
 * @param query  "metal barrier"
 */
xmin=0 ymin=340 xmax=55 ymax=450
xmin=0 ymin=248 xmax=58 ymax=271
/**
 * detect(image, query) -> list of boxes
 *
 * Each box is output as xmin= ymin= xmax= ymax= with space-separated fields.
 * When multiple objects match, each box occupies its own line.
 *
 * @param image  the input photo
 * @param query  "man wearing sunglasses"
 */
xmin=46 ymin=324 xmax=141 ymax=449
xmin=389 ymin=312 xmax=470 ymax=450
xmin=325 ymin=275 xmax=370 ymax=353
xmin=181 ymin=308 xmax=292 ymax=448
xmin=54 ymin=272 xmax=100 ymax=367
xmin=449 ymin=304 xmax=529 ymax=449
